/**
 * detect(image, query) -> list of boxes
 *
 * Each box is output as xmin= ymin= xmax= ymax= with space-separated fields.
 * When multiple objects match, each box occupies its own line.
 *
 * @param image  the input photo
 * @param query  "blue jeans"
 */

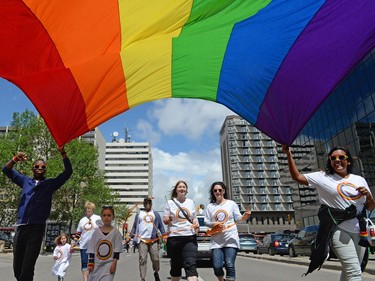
xmin=331 ymin=227 xmax=366 ymax=281
xmin=212 ymin=247 xmax=238 ymax=281
xmin=80 ymin=248 xmax=89 ymax=271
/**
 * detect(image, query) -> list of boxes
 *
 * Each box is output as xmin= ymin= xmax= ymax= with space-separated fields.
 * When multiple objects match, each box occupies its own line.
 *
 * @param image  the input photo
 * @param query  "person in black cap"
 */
xmin=127 ymin=197 xmax=165 ymax=281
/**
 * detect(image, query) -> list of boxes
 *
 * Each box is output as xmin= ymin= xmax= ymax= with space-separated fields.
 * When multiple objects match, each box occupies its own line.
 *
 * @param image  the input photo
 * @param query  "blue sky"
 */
xmin=0 ymin=78 xmax=235 ymax=211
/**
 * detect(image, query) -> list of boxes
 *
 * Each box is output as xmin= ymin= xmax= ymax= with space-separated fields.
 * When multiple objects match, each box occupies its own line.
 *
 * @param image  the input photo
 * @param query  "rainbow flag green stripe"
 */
xmin=172 ymin=0 xmax=271 ymax=101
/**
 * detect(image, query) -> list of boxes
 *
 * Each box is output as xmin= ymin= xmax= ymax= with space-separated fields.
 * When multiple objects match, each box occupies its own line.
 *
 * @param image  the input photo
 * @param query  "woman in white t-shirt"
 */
xmin=73 ymin=201 xmax=102 ymax=281
xmin=163 ymin=180 xmax=199 ymax=281
xmin=205 ymin=181 xmax=250 ymax=281
xmin=283 ymin=145 xmax=375 ymax=281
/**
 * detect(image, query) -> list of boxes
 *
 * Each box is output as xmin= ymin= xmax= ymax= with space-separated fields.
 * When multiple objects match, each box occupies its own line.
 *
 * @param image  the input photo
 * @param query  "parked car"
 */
xmin=0 ymin=232 xmax=13 ymax=249
xmin=288 ymin=225 xmax=337 ymax=259
xmin=288 ymin=225 xmax=318 ymax=257
xmin=257 ymin=233 xmax=293 ymax=256
xmin=239 ymin=233 xmax=257 ymax=254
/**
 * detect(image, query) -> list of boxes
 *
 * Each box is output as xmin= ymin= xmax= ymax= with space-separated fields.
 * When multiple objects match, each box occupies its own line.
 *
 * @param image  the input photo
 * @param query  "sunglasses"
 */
xmin=33 ymin=165 xmax=47 ymax=170
xmin=102 ymin=205 xmax=114 ymax=209
xmin=213 ymin=189 xmax=224 ymax=193
xmin=329 ymin=155 xmax=348 ymax=161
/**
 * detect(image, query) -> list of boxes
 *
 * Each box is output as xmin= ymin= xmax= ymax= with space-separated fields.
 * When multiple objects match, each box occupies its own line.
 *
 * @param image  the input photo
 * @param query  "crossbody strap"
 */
xmin=172 ymin=199 xmax=193 ymax=224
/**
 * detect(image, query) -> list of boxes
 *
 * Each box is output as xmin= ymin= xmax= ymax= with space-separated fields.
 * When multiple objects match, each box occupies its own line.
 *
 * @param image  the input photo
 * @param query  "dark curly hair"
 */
xmin=325 ymin=147 xmax=353 ymax=175
xmin=209 ymin=181 xmax=228 ymax=203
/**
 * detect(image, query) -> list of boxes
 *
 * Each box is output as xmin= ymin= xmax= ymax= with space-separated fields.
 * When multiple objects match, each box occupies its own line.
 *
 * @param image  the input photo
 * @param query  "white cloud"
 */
xmin=151 ymin=147 xmax=223 ymax=212
xmin=135 ymin=119 xmax=161 ymax=145
xmin=149 ymin=99 xmax=234 ymax=140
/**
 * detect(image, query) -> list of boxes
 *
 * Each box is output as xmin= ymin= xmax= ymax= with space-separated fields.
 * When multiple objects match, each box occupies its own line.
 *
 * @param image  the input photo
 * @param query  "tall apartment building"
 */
xmin=104 ymin=139 xmax=153 ymax=207
xmin=220 ymin=115 xmax=296 ymax=233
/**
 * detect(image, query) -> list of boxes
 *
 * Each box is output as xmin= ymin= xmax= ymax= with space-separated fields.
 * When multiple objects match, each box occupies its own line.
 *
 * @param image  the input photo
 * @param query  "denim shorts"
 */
xmin=80 ymin=248 xmax=88 ymax=271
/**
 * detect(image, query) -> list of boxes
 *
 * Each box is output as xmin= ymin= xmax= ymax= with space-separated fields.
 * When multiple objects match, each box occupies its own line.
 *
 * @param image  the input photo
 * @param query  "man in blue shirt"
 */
xmin=2 ymin=146 xmax=72 ymax=281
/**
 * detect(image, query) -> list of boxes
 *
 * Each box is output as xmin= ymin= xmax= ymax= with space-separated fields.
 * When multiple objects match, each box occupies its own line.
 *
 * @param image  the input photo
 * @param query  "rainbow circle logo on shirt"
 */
xmin=83 ymin=221 xmax=94 ymax=232
xmin=143 ymin=214 xmax=154 ymax=224
xmin=214 ymin=209 xmax=229 ymax=223
xmin=56 ymin=249 xmax=63 ymax=260
xmin=96 ymin=239 xmax=113 ymax=260
xmin=175 ymin=207 xmax=191 ymax=222
xmin=336 ymin=182 xmax=362 ymax=200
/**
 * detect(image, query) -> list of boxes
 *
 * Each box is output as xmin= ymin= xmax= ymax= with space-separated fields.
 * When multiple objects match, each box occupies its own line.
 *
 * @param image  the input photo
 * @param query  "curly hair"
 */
xmin=325 ymin=146 xmax=353 ymax=175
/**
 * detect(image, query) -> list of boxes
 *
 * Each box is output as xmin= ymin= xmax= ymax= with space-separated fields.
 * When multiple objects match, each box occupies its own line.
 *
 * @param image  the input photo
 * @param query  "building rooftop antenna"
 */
xmin=112 ymin=131 xmax=119 ymax=143
xmin=123 ymin=127 xmax=132 ymax=143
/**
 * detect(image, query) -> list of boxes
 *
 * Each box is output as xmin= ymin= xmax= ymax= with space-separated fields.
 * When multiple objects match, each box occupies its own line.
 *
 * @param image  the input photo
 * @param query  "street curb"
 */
xmin=238 ymin=253 xmax=375 ymax=276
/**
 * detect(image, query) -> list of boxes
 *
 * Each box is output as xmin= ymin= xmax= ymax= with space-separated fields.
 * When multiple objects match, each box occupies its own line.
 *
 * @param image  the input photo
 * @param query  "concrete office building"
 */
xmin=104 ymin=137 xmax=153 ymax=207
xmin=79 ymin=128 xmax=106 ymax=169
xmin=220 ymin=116 xmax=315 ymax=233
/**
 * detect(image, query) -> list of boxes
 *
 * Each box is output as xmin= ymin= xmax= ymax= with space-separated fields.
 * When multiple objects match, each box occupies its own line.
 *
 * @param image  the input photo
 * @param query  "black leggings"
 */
xmin=167 ymin=235 xmax=198 ymax=277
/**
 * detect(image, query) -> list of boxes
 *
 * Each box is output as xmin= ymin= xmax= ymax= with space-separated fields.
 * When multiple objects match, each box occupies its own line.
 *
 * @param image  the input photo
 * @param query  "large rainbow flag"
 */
xmin=1 ymin=0 xmax=375 ymax=145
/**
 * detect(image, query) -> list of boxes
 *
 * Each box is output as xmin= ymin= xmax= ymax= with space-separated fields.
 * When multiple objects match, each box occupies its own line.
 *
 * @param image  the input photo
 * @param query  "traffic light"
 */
xmin=287 ymin=214 xmax=291 ymax=224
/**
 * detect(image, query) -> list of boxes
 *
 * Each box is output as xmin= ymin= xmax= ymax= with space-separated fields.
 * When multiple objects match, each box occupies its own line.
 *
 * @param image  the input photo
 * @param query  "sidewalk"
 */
xmin=238 ymin=252 xmax=375 ymax=275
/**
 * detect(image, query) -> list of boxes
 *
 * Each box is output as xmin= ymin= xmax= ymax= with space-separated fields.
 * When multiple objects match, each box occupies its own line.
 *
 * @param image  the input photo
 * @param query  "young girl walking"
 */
xmin=51 ymin=233 xmax=74 ymax=281
xmin=87 ymin=206 xmax=123 ymax=281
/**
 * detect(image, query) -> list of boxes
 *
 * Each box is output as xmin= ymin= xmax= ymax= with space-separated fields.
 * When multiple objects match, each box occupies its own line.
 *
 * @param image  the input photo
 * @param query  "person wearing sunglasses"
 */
xmin=282 ymin=145 xmax=375 ymax=280
xmin=204 ymin=181 xmax=250 ymax=281
xmin=2 ymin=146 xmax=72 ymax=281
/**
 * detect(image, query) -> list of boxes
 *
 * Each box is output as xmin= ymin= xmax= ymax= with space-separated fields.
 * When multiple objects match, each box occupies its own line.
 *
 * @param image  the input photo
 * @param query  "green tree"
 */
xmin=0 ymin=110 xmax=128 ymax=233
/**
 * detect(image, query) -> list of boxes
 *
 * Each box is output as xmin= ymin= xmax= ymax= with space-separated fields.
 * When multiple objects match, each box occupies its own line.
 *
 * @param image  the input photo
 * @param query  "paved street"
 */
xmin=1 ymin=251 xmax=374 ymax=281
